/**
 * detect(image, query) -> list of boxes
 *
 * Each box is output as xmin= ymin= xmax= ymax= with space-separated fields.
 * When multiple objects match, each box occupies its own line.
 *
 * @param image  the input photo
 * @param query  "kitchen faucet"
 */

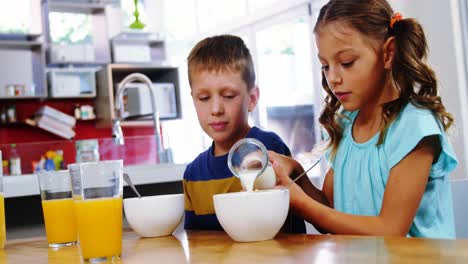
xmin=112 ymin=73 xmax=169 ymax=163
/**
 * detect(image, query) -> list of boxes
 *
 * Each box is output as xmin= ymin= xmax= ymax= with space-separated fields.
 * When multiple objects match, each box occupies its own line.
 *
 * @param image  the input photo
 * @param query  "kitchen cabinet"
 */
xmin=0 ymin=0 xmax=109 ymax=100
xmin=43 ymin=0 xmax=111 ymax=66
xmin=0 ymin=35 xmax=47 ymax=99
xmin=0 ymin=0 xmax=181 ymax=130
xmin=42 ymin=0 xmax=112 ymax=99
xmin=0 ymin=0 xmax=46 ymax=100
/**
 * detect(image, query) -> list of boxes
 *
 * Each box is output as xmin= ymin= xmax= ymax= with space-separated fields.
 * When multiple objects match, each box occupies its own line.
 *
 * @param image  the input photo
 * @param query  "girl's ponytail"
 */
xmin=389 ymin=18 xmax=454 ymax=131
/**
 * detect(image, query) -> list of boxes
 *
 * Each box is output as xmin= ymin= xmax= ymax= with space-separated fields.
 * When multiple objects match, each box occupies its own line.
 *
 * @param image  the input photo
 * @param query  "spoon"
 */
xmin=123 ymin=173 xmax=142 ymax=198
xmin=286 ymin=158 xmax=321 ymax=187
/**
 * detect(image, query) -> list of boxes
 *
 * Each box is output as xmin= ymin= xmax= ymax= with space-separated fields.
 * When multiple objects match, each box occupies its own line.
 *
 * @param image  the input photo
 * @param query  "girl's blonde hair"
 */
xmin=314 ymin=0 xmax=454 ymax=158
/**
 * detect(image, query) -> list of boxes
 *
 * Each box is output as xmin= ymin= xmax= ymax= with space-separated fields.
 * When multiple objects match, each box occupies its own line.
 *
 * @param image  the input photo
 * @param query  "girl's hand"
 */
xmin=268 ymin=151 xmax=307 ymax=206
xmin=267 ymin=151 xmax=301 ymax=185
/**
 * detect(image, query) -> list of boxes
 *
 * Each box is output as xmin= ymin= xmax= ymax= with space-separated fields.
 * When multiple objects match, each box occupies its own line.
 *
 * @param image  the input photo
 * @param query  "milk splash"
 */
xmin=238 ymin=170 xmax=262 ymax=192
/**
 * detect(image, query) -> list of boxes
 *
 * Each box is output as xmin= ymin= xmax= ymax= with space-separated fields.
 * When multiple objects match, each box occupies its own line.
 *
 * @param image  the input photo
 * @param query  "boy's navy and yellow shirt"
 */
xmin=184 ymin=126 xmax=306 ymax=233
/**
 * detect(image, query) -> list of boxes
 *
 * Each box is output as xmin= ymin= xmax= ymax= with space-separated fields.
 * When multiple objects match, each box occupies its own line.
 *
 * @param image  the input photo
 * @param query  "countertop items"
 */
xmin=3 ymin=163 xmax=186 ymax=198
xmin=3 ymin=230 xmax=468 ymax=263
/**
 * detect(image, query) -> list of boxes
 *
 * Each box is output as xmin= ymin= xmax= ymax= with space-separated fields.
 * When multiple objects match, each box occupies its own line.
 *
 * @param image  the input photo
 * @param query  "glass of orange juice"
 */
xmin=0 ymin=151 xmax=6 ymax=249
xmin=70 ymin=160 xmax=123 ymax=263
xmin=37 ymin=170 xmax=78 ymax=248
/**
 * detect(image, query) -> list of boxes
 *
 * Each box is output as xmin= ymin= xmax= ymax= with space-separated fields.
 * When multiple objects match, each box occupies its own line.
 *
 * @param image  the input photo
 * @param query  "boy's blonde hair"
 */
xmin=187 ymin=35 xmax=256 ymax=91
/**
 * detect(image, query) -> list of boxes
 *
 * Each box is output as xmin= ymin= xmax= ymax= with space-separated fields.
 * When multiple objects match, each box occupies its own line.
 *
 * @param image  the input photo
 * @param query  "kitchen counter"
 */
xmin=3 ymin=163 xmax=186 ymax=198
xmin=3 ymin=229 xmax=468 ymax=263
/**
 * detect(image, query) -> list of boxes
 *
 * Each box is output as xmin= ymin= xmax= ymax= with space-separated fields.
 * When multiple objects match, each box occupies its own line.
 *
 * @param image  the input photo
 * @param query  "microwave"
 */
xmin=48 ymin=68 xmax=98 ymax=98
xmin=122 ymin=82 xmax=177 ymax=119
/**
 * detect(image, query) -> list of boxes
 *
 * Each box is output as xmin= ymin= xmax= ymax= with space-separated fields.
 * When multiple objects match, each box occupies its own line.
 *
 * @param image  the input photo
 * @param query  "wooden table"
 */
xmin=2 ymin=230 xmax=468 ymax=263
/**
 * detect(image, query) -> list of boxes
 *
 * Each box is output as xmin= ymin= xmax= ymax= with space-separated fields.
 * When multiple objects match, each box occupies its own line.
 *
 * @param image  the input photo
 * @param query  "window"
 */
xmin=0 ymin=0 xmax=41 ymax=35
xmin=255 ymin=14 xmax=316 ymax=159
xmin=247 ymin=0 xmax=281 ymax=13
xmin=461 ymin=0 xmax=468 ymax=103
xmin=49 ymin=12 xmax=93 ymax=44
xmin=229 ymin=5 xmax=322 ymax=181
xmin=256 ymin=17 xmax=314 ymax=107
xmin=197 ymin=0 xmax=247 ymax=32
xmin=163 ymin=0 xmax=197 ymax=41
xmin=159 ymin=0 xmax=323 ymax=170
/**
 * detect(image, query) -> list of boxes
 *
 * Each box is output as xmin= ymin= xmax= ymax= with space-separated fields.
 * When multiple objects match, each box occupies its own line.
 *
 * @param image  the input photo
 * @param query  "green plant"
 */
xmin=129 ymin=0 xmax=145 ymax=30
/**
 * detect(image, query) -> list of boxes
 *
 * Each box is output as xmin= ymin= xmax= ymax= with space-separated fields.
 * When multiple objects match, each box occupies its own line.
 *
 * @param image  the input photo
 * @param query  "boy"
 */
xmin=183 ymin=34 xmax=305 ymax=233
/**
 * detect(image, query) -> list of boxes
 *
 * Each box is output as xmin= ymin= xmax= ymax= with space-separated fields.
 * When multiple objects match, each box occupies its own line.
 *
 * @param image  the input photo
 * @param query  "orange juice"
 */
xmin=74 ymin=197 xmax=123 ymax=260
xmin=42 ymin=198 xmax=77 ymax=245
xmin=0 ymin=194 xmax=5 ymax=249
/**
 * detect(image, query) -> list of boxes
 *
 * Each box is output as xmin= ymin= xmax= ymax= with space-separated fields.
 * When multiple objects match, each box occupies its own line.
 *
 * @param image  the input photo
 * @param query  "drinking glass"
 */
xmin=70 ymin=160 xmax=123 ymax=262
xmin=228 ymin=138 xmax=276 ymax=191
xmin=37 ymin=170 xmax=78 ymax=248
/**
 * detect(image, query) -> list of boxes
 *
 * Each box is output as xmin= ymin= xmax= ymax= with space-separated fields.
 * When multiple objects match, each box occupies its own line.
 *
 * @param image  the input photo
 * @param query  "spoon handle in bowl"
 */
xmin=287 ymin=158 xmax=321 ymax=187
xmin=124 ymin=173 xmax=142 ymax=198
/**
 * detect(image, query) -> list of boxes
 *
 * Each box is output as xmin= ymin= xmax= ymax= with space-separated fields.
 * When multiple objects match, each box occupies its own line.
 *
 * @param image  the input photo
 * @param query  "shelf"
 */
xmin=109 ymin=61 xmax=167 ymax=66
xmin=48 ymin=1 xmax=107 ymax=14
xmin=48 ymin=94 xmax=96 ymax=99
xmin=0 ymin=122 xmax=27 ymax=128
xmin=113 ymin=39 xmax=165 ymax=45
xmin=111 ymin=34 xmax=165 ymax=45
xmin=0 ymin=95 xmax=47 ymax=100
xmin=0 ymin=40 xmax=42 ymax=48
xmin=110 ymin=63 xmax=177 ymax=70
xmin=45 ymin=97 xmax=96 ymax=101
xmin=0 ymin=33 xmax=41 ymax=41
xmin=47 ymin=60 xmax=109 ymax=66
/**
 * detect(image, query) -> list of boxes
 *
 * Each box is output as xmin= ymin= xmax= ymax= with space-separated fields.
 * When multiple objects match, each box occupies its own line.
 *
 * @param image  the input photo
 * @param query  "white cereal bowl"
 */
xmin=124 ymin=194 xmax=184 ymax=237
xmin=213 ymin=189 xmax=289 ymax=242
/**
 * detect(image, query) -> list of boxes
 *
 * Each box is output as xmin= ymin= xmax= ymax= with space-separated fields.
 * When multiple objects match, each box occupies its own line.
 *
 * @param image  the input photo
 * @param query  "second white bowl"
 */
xmin=124 ymin=194 xmax=184 ymax=237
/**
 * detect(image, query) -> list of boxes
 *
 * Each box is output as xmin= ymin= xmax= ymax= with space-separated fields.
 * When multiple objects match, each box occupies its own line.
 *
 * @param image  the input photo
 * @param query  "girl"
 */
xmin=269 ymin=0 xmax=458 ymax=238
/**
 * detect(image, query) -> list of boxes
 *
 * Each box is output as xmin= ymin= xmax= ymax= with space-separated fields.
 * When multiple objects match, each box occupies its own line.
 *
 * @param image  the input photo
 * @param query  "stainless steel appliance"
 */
xmin=122 ymin=82 xmax=177 ymax=119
